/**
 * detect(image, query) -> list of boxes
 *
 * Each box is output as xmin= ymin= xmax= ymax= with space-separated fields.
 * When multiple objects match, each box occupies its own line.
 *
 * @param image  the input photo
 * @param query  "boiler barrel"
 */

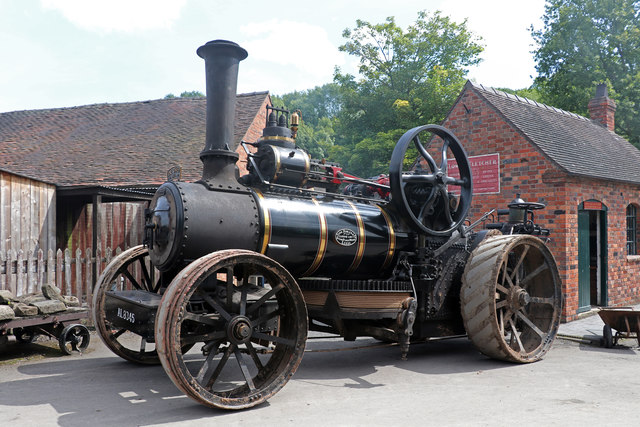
xmin=148 ymin=181 xmax=408 ymax=278
xmin=253 ymin=191 xmax=405 ymax=278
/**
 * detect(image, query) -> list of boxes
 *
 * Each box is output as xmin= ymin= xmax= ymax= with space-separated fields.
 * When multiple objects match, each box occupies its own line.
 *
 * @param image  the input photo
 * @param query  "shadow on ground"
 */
xmin=0 ymin=335 xmax=518 ymax=426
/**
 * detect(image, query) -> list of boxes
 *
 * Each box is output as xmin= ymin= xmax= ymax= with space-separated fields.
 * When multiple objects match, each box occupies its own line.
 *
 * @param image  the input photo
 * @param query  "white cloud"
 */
xmin=40 ymin=0 xmax=187 ymax=32
xmin=240 ymin=19 xmax=345 ymax=81
xmin=439 ymin=0 xmax=546 ymax=89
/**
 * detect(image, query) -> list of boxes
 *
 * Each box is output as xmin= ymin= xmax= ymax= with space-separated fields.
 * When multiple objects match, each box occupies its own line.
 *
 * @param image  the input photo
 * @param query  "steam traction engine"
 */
xmin=93 ymin=40 xmax=562 ymax=410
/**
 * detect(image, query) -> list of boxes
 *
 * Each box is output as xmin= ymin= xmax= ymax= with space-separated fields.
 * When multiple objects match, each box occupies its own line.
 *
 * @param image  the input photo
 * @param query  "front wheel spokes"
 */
xmin=251 ymin=332 xmax=295 ymax=348
xmin=245 ymin=341 xmax=265 ymax=370
xmin=240 ymin=286 xmax=248 ymax=316
xmin=197 ymin=289 xmax=232 ymax=321
xmin=246 ymin=283 xmax=284 ymax=316
xmin=198 ymin=344 xmax=234 ymax=388
xmin=234 ymin=347 xmax=256 ymax=392
xmin=250 ymin=306 xmax=281 ymax=331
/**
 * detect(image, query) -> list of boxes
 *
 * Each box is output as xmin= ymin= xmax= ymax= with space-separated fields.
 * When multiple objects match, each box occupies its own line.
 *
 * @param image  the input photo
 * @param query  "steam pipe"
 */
xmin=196 ymin=39 xmax=248 ymax=182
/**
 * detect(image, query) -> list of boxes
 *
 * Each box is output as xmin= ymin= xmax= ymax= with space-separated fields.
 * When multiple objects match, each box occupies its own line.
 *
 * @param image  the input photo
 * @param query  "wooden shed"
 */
xmin=0 ymin=169 xmax=56 ymax=295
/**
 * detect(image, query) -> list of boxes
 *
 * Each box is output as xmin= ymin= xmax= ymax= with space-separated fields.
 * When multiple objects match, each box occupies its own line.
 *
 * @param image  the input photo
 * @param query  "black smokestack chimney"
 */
xmin=196 ymin=40 xmax=248 ymax=182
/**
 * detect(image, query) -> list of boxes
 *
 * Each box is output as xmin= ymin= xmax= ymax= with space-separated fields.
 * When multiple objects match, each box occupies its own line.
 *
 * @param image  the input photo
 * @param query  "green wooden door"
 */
xmin=578 ymin=210 xmax=591 ymax=311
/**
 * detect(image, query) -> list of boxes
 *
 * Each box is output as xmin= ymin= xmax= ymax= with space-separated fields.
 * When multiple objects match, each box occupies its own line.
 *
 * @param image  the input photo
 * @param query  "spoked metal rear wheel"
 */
xmin=461 ymin=235 xmax=562 ymax=363
xmin=156 ymin=249 xmax=308 ymax=410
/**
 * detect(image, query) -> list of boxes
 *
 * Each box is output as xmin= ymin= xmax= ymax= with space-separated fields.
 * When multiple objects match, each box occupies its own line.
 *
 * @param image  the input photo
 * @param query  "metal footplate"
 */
xmin=104 ymin=290 xmax=162 ymax=341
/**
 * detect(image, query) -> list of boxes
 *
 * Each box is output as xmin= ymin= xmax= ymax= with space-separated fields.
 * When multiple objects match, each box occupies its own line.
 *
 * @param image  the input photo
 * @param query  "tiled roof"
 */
xmin=0 ymin=92 xmax=268 ymax=187
xmin=467 ymin=81 xmax=640 ymax=185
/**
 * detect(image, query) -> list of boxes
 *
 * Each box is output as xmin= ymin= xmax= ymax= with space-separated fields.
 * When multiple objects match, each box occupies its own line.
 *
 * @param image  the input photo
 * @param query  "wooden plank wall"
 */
xmin=0 ymin=170 xmax=56 ymax=255
xmin=63 ymin=201 xmax=146 ymax=255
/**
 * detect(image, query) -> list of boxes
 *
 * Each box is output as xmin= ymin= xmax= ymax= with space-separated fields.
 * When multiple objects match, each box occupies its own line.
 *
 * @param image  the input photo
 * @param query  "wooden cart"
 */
xmin=0 ymin=309 xmax=90 ymax=354
xmin=598 ymin=307 xmax=640 ymax=348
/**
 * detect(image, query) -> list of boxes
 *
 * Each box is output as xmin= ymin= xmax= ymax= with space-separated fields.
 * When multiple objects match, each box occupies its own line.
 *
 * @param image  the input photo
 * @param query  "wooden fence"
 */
xmin=0 ymin=247 xmax=130 ymax=307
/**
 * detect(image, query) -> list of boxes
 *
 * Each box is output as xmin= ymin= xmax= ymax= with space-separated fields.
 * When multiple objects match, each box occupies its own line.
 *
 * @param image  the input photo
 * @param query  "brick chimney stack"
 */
xmin=588 ymin=83 xmax=616 ymax=132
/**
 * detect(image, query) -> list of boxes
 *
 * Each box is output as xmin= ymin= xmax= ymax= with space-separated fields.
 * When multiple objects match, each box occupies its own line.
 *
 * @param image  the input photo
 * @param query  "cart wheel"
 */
xmin=13 ymin=328 xmax=37 ymax=344
xmin=602 ymin=324 xmax=614 ymax=348
xmin=59 ymin=324 xmax=90 ymax=355
xmin=156 ymin=250 xmax=308 ymax=410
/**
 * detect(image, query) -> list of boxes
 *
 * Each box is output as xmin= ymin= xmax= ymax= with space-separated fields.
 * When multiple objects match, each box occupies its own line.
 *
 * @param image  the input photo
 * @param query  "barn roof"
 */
xmin=464 ymin=81 xmax=640 ymax=185
xmin=0 ymin=92 xmax=269 ymax=187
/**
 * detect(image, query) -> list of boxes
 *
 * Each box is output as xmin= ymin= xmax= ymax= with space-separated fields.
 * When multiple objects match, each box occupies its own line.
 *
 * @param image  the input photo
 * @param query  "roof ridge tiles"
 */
xmin=465 ymin=80 xmax=640 ymax=186
xmin=469 ymin=80 xmax=590 ymax=122
xmin=1 ymin=91 xmax=268 ymax=115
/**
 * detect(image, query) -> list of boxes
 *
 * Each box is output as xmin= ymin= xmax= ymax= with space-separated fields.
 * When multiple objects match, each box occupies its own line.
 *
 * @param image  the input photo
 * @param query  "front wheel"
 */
xmin=461 ymin=235 xmax=562 ymax=363
xmin=156 ymin=250 xmax=308 ymax=410
xmin=93 ymin=246 xmax=165 ymax=364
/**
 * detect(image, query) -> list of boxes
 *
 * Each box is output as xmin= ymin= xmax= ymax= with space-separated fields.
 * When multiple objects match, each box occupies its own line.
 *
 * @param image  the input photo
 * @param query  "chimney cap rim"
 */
xmin=197 ymin=39 xmax=248 ymax=61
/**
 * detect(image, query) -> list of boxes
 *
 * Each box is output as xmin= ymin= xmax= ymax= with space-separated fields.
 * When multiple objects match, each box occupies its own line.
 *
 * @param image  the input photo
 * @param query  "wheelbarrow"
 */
xmin=0 ymin=309 xmax=90 ymax=354
xmin=598 ymin=307 xmax=640 ymax=348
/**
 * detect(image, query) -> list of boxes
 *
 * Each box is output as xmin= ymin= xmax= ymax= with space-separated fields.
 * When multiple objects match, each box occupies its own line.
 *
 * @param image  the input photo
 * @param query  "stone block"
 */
xmin=17 ymin=294 xmax=47 ymax=305
xmin=63 ymin=296 xmax=80 ymax=307
xmin=0 ymin=305 xmax=15 ymax=320
xmin=42 ymin=284 xmax=65 ymax=302
xmin=0 ymin=290 xmax=16 ymax=304
xmin=13 ymin=303 xmax=39 ymax=317
xmin=31 ymin=300 xmax=66 ymax=314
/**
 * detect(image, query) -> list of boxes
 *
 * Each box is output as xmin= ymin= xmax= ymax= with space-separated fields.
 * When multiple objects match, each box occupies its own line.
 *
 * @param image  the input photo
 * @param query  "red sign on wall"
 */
xmin=449 ymin=153 xmax=500 ymax=195
xmin=583 ymin=200 xmax=603 ymax=210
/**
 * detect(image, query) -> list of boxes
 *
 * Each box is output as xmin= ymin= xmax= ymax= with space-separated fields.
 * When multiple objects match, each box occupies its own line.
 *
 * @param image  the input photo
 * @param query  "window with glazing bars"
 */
xmin=627 ymin=204 xmax=637 ymax=255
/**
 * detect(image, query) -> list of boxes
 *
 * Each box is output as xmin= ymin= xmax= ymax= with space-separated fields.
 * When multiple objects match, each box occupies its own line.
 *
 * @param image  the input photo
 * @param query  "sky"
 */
xmin=0 ymin=0 xmax=547 ymax=113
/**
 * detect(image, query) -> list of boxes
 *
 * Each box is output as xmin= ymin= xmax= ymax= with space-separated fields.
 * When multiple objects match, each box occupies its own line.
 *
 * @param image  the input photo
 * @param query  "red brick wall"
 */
xmin=443 ymin=88 xmax=640 ymax=321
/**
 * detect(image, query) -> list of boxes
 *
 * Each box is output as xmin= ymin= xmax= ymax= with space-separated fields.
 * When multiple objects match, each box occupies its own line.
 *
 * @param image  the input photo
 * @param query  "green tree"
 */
xmin=272 ymin=84 xmax=341 ymax=159
xmin=164 ymin=90 xmax=205 ymax=99
xmin=498 ymin=86 xmax=544 ymax=103
xmin=333 ymin=10 xmax=483 ymax=176
xmin=273 ymin=84 xmax=341 ymax=127
xmin=532 ymin=0 xmax=640 ymax=146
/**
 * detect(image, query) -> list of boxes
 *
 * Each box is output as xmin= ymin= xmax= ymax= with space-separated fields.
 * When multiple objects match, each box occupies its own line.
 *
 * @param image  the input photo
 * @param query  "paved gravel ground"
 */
xmin=1 ymin=309 xmax=638 ymax=427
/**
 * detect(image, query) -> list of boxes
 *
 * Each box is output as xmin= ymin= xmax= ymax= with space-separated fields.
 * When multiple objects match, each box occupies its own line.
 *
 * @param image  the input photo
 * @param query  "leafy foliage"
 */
xmin=164 ymin=90 xmax=205 ymax=99
xmin=531 ymin=0 xmax=640 ymax=146
xmin=331 ymin=11 xmax=483 ymax=176
xmin=271 ymin=85 xmax=340 ymax=159
xmin=498 ymin=86 xmax=544 ymax=103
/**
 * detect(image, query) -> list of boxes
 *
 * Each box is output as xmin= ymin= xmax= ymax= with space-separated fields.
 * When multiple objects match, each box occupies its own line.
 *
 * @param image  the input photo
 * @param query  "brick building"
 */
xmin=443 ymin=81 xmax=640 ymax=321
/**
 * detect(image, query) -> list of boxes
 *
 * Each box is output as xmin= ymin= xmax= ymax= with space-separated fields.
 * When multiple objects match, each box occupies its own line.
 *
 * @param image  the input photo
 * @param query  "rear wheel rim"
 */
xmin=461 ymin=235 xmax=562 ymax=362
